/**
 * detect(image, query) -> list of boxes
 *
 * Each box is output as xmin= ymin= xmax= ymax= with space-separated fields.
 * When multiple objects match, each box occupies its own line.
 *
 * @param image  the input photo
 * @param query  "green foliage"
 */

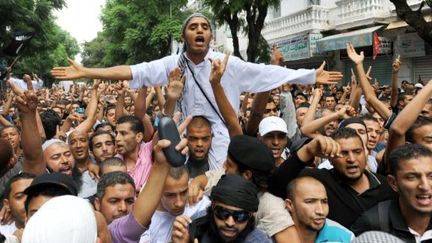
xmin=0 ymin=0 xmax=79 ymax=87
xmin=82 ymin=0 xmax=189 ymax=67
xmin=203 ymin=0 xmax=280 ymax=63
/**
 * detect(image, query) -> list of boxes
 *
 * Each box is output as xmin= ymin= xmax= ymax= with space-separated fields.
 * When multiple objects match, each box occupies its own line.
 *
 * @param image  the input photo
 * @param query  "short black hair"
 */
xmin=89 ymin=130 xmax=115 ymax=152
xmin=331 ymin=127 xmax=362 ymax=144
xmin=99 ymin=157 xmax=125 ymax=177
xmin=286 ymin=176 xmax=324 ymax=200
xmin=3 ymin=172 xmax=35 ymax=199
xmin=406 ymin=116 xmax=432 ymax=143
xmin=94 ymin=122 xmax=115 ymax=133
xmin=25 ymin=185 xmax=72 ymax=214
xmin=104 ymin=104 xmax=116 ymax=116
xmin=96 ymin=171 xmax=135 ymax=199
xmin=40 ymin=109 xmax=62 ymax=140
xmin=296 ymin=102 xmax=310 ymax=109
xmin=388 ymin=143 xmax=432 ymax=176
xmin=116 ymin=115 xmax=144 ymax=134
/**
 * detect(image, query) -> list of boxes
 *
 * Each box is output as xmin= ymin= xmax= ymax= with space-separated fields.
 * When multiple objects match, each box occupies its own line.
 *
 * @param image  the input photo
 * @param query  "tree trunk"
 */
xmin=246 ymin=3 xmax=268 ymax=62
xmin=390 ymin=0 xmax=432 ymax=45
xmin=227 ymin=13 xmax=243 ymax=59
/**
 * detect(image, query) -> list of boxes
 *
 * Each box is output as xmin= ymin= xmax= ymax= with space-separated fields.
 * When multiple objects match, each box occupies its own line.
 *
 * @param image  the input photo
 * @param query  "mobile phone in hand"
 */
xmin=158 ymin=116 xmax=186 ymax=167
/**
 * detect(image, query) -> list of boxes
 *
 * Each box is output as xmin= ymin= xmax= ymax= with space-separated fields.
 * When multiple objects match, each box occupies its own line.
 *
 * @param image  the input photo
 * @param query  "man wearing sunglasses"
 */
xmin=172 ymin=174 xmax=271 ymax=242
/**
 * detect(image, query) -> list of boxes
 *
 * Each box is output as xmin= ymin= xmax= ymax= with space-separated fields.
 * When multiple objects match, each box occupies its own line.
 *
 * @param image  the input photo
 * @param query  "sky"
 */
xmin=54 ymin=0 xmax=106 ymax=62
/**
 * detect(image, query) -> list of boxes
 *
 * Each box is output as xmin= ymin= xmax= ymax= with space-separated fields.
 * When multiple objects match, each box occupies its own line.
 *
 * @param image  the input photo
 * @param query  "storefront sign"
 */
xmin=396 ymin=33 xmax=425 ymax=57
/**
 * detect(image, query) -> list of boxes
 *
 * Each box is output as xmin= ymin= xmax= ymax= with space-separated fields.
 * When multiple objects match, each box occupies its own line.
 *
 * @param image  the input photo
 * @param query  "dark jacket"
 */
xmin=351 ymin=199 xmax=432 ymax=243
xmin=268 ymin=152 xmax=396 ymax=228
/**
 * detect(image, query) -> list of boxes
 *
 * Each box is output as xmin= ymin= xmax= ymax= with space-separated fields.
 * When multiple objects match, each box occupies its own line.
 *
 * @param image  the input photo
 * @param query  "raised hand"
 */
xmin=8 ymin=77 xmax=37 ymax=114
xmin=337 ymin=105 xmax=356 ymax=119
xmin=51 ymin=58 xmax=86 ymax=80
xmin=209 ymin=53 xmax=230 ymax=85
xmin=172 ymin=215 xmax=192 ymax=243
xmin=392 ymin=55 xmax=401 ymax=73
xmin=346 ymin=43 xmax=364 ymax=64
xmin=167 ymin=67 xmax=185 ymax=100
xmin=271 ymin=44 xmax=284 ymax=65
xmin=315 ymin=61 xmax=344 ymax=85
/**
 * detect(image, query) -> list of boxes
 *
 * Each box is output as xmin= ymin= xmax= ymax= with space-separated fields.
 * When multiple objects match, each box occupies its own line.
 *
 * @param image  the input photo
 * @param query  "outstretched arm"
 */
xmin=210 ymin=54 xmax=243 ymax=137
xmin=51 ymin=58 xmax=132 ymax=80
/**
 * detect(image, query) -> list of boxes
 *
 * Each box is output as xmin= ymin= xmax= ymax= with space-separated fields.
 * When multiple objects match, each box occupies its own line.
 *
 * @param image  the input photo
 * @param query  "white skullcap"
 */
xmin=22 ymin=195 xmax=97 ymax=243
xmin=41 ymin=138 xmax=65 ymax=151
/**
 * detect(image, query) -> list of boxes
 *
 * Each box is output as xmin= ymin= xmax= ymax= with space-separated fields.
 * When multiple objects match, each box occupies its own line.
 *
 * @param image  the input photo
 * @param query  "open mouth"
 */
xmin=417 ymin=194 xmax=432 ymax=206
xmin=195 ymin=36 xmax=205 ymax=45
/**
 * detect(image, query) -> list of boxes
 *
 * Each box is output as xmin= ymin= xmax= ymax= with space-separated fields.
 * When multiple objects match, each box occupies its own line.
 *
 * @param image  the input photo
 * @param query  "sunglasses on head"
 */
xmin=213 ymin=206 xmax=251 ymax=223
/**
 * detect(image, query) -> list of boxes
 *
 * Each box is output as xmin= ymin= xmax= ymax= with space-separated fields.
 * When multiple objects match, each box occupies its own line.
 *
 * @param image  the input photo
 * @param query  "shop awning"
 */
xmin=387 ymin=15 xmax=432 ymax=29
xmin=316 ymin=25 xmax=384 ymax=52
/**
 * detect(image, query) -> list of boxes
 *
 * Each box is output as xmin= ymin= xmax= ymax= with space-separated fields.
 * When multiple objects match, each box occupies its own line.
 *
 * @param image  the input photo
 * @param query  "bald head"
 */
xmin=286 ymin=176 xmax=326 ymax=200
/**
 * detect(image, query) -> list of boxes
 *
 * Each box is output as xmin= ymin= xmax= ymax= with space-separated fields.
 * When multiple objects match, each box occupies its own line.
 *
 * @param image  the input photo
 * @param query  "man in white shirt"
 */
xmin=9 ymin=73 xmax=43 ymax=91
xmin=51 ymin=13 xmax=343 ymax=169
xmin=140 ymin=166 xmax=210 ymax=243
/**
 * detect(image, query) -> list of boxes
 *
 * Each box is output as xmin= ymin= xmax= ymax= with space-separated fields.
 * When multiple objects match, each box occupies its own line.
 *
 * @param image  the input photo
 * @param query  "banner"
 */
xmin=2 ymin=32 xmax=34 ymax=57
xmin=373 ymin=32 xmax=381 ymax=60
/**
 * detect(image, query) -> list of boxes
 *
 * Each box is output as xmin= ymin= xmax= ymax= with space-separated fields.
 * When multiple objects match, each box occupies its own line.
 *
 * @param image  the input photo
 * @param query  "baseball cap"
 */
xmin=24 ymin=172 xmax=78 ymax=196
xmin=258 ymin=116 xmax=288 ymax=136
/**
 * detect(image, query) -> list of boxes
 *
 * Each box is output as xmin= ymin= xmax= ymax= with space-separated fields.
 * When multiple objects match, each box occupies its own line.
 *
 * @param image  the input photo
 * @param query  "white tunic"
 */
xmin=130 ymin=49 xmax=316 ymax=169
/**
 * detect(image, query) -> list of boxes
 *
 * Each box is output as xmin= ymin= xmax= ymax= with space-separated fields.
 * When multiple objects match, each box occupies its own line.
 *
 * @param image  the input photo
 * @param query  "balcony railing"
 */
xmin=262 ymin=5 xmax=331 ymax=43
xmin=334 ymin=0 xmax=392 ymax=29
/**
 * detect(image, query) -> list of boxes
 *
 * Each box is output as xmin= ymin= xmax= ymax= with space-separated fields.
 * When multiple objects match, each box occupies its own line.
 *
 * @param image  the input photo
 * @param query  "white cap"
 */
xmin=258 ymin=116 xmax=288 ymax=136
xmin=415 ymin=83 xmax=424 ymax=89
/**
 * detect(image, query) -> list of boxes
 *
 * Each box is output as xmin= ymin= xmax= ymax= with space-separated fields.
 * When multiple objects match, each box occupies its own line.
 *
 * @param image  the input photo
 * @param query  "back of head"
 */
xmin=22 ymin=195 xmax=97 ymax=243
xmin=99 ymin=157 xmax=126 ymax=176
xmin=41 ymin=109 xmax=62 ymax=140
xmin=388 ymin=143 xmax=432 ymax=176
xmin=352 ymin=231 xmax=404 ymax=243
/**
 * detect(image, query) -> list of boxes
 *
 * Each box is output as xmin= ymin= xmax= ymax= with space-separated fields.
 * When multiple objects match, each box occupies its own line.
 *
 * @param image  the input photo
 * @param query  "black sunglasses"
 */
xmin=213 ymin=206 xmax=251 ymax=223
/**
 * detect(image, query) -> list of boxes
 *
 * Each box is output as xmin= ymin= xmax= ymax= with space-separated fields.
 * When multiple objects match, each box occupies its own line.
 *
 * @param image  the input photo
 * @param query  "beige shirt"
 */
xmin=204 ymin=168 xmax=295 ymax=237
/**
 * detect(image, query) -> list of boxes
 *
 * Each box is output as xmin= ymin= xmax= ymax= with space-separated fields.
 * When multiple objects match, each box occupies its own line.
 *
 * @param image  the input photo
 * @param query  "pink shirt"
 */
xmin=117 ymin=141 xmax=153 ymax=191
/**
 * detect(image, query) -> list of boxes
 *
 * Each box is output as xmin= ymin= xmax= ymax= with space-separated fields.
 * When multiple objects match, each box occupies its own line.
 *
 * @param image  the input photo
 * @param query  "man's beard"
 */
xmin=207 ymin=207 xmax=256 ymax=243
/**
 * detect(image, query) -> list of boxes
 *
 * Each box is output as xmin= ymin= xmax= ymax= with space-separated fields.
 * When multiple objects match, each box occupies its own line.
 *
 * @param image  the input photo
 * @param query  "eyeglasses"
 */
xmin=213 ymin=206 xmax=251 ymax=223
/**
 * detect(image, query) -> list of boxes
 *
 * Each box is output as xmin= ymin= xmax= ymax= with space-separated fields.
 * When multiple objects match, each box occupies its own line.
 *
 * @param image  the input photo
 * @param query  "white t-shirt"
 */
xmin=139 ymin=196 xmax=211 ymax=243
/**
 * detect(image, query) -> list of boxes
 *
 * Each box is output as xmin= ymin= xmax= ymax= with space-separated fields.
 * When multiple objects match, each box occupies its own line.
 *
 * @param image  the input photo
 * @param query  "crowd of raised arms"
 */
xmin=0 ymin=13 xmax=430 ymax=243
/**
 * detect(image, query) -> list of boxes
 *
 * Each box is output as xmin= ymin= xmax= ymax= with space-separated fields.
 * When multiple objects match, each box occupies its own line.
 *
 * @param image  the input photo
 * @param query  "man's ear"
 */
xmin=387 ymin=175 xmax=399 ymax=193
xmin=285 ymin=199 xmax=293 ymax=212
xmin=94 ymin=197 xmax=101 ymax=211
xmin=3 ymin=198 xmax=10 ymax=211
xmin=135 ymin=132 xmax=144 ymax=143
xmin=242 ymin=170 xmax=253 ymax=181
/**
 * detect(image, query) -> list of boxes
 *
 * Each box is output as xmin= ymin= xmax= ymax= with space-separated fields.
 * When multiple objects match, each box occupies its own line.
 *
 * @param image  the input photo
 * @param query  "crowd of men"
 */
xmin=0 ymin=12 xmax=430 ymax=243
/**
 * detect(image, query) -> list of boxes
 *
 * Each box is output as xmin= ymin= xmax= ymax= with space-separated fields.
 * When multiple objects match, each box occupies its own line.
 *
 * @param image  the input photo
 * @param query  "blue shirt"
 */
xmin=316 ymin=219 xmax=355 ymax=243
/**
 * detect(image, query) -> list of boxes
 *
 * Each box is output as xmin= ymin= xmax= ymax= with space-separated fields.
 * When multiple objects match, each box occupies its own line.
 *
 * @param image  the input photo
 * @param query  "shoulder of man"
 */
xmin=350 ymin=199 xmax=392 ymax=236
xmin=244 ymin=227 xmax=272 ymax=243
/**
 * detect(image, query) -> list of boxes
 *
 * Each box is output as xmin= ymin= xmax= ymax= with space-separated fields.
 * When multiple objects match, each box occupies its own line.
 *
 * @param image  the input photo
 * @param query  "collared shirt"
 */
xmin=117 ymin=141 xmax=153 ymax=191
xmin=268 ymin=152 xmax=396 ymax=228
xmin=139 ymin=196 xmax=210 ymax=243
xmin=130 ymin=49 xmax=316 ymax=169
xmin=352 ymin=199 xmax=432 ymax=243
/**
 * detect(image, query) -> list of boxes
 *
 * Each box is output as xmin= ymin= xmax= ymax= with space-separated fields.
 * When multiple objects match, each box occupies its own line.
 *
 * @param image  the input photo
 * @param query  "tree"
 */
xmin=0 ymin=0 xmax=79 ymax=87
xmin=203 ymin=0 xmax=280 ymax=63
xmin=390 ymin=0 xmax=432 ymax=45
xmin=83 ymin=0 xmax=189 ymax=67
